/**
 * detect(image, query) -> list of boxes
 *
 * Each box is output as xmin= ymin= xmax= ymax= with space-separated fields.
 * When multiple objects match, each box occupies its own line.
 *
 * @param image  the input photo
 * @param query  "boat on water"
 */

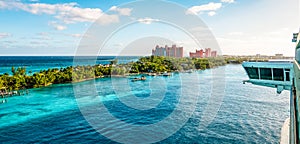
xmin=147 ymin=73 xmax=157 ymax=76
xmin=131 ymin=76 xmax=146 ymax=82
xmin=0 ymin=99 xmax=7 ymax=104
xmin=161 ymin=71 xmax=172 ymax=76
xmin=186 ymin=69 xmax=194 ymax=73
xmin=242 ymin=30 xmax=300 ymax=143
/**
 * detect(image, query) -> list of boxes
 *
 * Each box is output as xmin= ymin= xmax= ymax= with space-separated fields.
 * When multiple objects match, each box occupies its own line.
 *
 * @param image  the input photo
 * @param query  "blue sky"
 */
xmin=0 ymin=0 xmax=299 ymax=56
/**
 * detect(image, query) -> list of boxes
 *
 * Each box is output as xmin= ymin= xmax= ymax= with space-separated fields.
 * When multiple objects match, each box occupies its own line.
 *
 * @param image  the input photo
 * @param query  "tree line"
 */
xmin=0 ymin=56 xmax=227 ymax=91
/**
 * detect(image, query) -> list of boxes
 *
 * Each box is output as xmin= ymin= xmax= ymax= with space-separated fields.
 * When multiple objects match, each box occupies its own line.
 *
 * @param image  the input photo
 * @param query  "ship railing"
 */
xmin=242 ymin=61 xmax=293 ymax=94
xmin=291 ymin=82 xmax=298 ymax=144
xmin=292 ymin=60 xmax=300 ymax=143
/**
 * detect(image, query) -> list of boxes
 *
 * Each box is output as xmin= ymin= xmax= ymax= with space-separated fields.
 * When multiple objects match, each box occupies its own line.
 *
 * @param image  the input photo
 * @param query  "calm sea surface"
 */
xmin=0 ymin=57 xmax=290 ymax=143
xmin=0 ymin=56 xmax=139 ymax=74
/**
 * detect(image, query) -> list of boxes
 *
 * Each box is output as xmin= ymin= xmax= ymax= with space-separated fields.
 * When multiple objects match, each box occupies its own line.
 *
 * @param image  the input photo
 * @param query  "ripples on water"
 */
xmin=0 ymin=65 xmax=289 ymax=143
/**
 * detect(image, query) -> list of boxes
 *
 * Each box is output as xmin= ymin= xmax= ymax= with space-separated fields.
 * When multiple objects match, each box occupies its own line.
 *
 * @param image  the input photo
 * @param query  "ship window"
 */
xmin=244 ymin=67 xmax=259 ymax=79
xmin=286 ymin=71 xmax=290 ymax=81
xmin=260 ymin=68 xmax=272 ymax=80
xmin=273 ymin=68 xmax=284 ymax=81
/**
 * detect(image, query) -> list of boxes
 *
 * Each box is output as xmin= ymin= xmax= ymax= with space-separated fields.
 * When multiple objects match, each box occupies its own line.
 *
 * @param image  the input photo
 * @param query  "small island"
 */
xmin=0 ymin=56 xmax=228 ymax=95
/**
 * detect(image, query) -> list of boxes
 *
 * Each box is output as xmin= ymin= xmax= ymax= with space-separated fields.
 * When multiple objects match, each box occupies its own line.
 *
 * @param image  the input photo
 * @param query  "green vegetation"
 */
xmin=129 ymin=56 xmax=226 ymax=73
xmin=224 ymin=56 xmax=269 ymax=64
xmin=0 ymin=56 xmax=227 ymax=91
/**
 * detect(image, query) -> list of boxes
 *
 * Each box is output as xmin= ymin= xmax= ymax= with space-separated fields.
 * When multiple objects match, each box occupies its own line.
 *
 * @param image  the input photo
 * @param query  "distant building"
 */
xmin=152 ymin=45 xmax=183 ymax=58
xmin=211 ymin=51 xmax=217 ymax=57
xmin=274 ymin=54 xmax=284 ymax=59
xmin=205 ymin=48 xmax=211 ymax=58
xmin=190 ymin=48 xmax=217 ymax=58
xmin=152 ymin=45 xmax=166 ymax=56
xmin=190 ymin=49 xmax=204 ymax=58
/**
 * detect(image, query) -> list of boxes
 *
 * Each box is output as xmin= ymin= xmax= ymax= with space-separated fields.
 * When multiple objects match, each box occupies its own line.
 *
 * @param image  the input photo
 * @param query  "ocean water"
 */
xmin=0 ymin=58 xmax=290 ymax=143
xmin=0 ymin=56 xmax=139 ymax=74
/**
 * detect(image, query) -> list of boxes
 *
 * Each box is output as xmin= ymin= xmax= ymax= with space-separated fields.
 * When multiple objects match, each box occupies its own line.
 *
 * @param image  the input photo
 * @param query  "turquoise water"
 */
xmin=0 ymin=64 xmax=289 ymax=143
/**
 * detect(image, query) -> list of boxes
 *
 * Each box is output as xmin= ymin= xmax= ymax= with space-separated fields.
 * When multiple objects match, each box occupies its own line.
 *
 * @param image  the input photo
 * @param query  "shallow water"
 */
xmin=0 ymin=64 xmax=289 ymax=143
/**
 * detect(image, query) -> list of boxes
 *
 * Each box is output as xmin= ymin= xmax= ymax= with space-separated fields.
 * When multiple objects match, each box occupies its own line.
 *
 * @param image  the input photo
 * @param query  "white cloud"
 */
xmin=208 ymin=11 xmax=216 ymax=16
xmin=55 ymin=25 xmax=66 ymax=31
xmin=109 ymin=6 xmax=132 ymax=16
xmin=221 ymin=0 xmax=235 ymax=4
xmin=94 ymin=14 xmax=119 ymax=25
xmin=0 ymin=1 xmax=122 ymax=25
xmin=137 ymin=17 xmax=159 ymax=24
xmin=186 ymin=2 xmax=222 ymax=15
xmin=48 ymin=21 xmax=67 ymax=31
xmin=0 ymin=33 xmax=11 ymax=39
